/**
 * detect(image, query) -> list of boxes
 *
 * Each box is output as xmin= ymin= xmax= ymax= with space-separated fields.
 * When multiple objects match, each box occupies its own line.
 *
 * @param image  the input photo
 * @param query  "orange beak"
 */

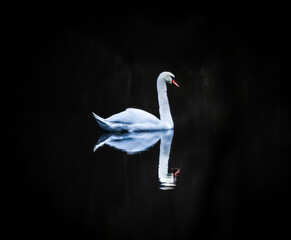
xmin=172 ymin=79 xmax=180 ymax=88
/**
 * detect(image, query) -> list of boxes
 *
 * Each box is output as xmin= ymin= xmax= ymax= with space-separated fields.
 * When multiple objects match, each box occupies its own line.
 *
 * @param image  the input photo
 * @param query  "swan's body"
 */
xmin=93 ymin=108 xmax=170 ymax=132
xmin=93 ymin=71 xmax=179 ymax=132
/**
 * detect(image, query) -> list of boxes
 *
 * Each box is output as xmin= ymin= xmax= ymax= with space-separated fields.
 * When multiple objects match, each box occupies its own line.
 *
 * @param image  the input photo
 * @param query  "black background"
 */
xmin=8 ymin=2 xmax=290 ymax=240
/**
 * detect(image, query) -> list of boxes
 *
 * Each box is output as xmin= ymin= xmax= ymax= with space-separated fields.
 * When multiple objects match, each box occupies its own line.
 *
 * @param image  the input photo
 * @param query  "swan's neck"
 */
xmin=157 ymin=77 xmax=173 ymax=127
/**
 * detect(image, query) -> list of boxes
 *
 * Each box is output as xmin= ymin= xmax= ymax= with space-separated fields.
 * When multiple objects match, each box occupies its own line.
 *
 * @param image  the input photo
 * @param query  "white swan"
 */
xmin=92 ymin=71 xmax=179 ymax=132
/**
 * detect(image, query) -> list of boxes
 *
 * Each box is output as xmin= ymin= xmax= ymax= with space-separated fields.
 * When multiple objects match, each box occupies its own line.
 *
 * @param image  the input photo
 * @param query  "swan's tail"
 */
xmin=92 ymin=112 xmax=113 ymax=131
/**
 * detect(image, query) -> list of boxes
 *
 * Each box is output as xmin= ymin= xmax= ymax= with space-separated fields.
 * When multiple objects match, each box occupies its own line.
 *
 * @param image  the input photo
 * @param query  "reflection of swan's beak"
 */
xmin=174 ymin=168 xmax=180 ymax=177
xmin=172 ymin=79 xmax=179 ymax=88
xmin=159 ymin=168 xmax=180 ymax=191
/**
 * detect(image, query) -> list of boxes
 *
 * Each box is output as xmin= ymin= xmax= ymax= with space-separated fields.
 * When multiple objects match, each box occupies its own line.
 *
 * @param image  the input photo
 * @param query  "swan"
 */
xmin=92 ymin=71 xmax=179 ymax=132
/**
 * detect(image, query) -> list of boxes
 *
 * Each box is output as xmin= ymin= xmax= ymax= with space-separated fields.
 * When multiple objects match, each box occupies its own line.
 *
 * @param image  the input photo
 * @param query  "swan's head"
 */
xmin=159 ymin=71 xmax=179 ymax=87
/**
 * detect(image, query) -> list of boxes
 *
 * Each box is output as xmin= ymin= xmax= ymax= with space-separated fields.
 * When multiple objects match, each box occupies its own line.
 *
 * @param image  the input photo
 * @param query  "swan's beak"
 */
xmin=172 ymin=79 xmax=180 ymax=88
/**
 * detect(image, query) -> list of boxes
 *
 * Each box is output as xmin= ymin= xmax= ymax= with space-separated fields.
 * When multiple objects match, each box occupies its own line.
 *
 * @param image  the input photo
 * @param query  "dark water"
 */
xmin=11 ymin=6 xmax=290 ymax=240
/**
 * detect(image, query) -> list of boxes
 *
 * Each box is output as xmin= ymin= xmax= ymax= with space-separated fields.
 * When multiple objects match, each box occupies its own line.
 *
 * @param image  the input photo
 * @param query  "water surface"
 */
xmin=13 ymin=7 xmax=290 ymax=240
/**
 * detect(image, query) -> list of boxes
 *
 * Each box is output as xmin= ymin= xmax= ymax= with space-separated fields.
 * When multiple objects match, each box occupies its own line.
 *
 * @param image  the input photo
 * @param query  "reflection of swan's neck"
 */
xmin=158 ymin=131 xmax=175 ymax=190
xmin=157 ymin=77 xmax=173 ymax=127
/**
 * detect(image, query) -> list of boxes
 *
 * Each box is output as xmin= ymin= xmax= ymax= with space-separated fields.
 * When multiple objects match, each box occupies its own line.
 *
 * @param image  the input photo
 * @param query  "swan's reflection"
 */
xmin=94 ymin=130 xmax=179 ymax=190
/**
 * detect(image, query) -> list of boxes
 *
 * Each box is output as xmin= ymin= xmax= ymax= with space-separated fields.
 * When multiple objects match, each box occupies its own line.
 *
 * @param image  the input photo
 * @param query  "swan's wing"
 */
xmin=106 ymin=108 xmax=160 ymax=125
